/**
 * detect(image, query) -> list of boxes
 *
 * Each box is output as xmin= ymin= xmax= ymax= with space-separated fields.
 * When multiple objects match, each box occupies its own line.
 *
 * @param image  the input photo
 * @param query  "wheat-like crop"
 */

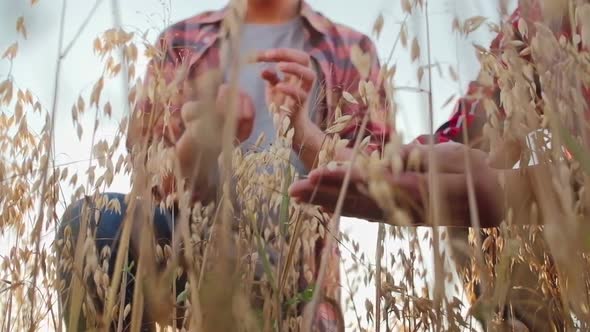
xmin=2 ymin=0 xmax=590 ymax=331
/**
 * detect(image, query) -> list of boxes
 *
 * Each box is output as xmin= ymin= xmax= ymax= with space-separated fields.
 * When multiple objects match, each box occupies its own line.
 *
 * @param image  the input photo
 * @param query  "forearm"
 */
xmin=498 ymin=166 xmax=539 ymax=226
xmin=173 ymin=127 xmax=221 ymax=204
xmin=448 ymin=166 xmax=537 ymax=228
xmin=126 ymin=118 xmax=221 ymax=205
xmin=292 ymin=117 xmax=371 ymax=172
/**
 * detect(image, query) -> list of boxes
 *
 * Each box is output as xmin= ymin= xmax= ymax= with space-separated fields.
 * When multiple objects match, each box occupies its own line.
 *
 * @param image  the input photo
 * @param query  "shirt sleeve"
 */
xmin=126 ymin=28 xmax=187 ymax=151
xmin=125 ymin=28 xmax=197 ymax=202
xmin=414 ymin=7 xmax=528 ymax=145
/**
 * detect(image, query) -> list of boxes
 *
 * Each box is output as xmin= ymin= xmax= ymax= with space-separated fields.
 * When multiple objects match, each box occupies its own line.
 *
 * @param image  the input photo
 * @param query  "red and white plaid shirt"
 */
xmin=416 ymin=2 xmax=589 ymax=145
xmin=140 ymin=2 xmax=390 ymax=150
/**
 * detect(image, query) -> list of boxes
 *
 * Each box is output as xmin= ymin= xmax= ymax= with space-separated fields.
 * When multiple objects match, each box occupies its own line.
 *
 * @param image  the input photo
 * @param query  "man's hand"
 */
xmin=256 ymin=48 xmax=322 ymax=149
xmin=154 ymin=84 xmax=255 ymax=200
xmin=153 ymin=84 xmax=255 ymax=147
xmin=256 ymin=48 xmax=316 ymax=124
xmin=289 ymin=163 xmax=386 ymax=221
xmin=255 ymin=48 xmax=341 ymax=170
xmin=289 ymin=142 xmax=505 ymax=228
xmin=215 ymin=84 xmax=255 ymax=144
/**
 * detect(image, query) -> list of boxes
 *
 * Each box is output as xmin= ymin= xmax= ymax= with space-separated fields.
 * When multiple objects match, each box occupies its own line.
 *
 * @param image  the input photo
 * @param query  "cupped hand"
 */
xmin=289 ymin=142 xmax=504 ymax=228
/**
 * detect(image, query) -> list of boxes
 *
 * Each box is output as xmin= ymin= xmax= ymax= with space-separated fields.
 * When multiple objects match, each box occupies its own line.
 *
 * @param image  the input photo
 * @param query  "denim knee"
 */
xmin=56 ymin=192 xmax=128 ymax=249
xmin=55 ymin=192 xmax=130 ymax=330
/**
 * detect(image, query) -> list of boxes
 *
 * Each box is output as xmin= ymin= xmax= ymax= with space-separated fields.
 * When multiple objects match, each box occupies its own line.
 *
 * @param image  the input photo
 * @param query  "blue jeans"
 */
xmin=56 ymin=193 xmax=313 ymax=331
xmin=56 ymin=192 xmax=183 ymax=331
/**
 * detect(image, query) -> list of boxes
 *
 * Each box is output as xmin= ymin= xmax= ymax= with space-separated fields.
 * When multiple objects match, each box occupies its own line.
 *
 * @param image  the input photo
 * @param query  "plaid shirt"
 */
xmin=416 ymin=3 xmax=590 ymax=145
xmin=139 ymin=2 xmax=390 ymax=149
xmin=133 ymin=1 xmax=390 ymax=330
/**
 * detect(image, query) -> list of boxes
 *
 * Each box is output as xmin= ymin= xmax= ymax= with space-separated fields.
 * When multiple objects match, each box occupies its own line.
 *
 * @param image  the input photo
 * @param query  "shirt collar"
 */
xmin=191 ymin=1 xmax=328 ymax=35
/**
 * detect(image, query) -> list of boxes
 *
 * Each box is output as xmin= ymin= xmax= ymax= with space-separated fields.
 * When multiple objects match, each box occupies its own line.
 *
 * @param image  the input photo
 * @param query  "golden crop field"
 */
xmin=1 ymin=0 xmax=590 ymax=331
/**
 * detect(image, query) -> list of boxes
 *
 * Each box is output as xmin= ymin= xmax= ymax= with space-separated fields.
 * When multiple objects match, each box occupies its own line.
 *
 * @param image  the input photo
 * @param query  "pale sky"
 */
xmin=0 ymin=0 xmax=512 ymax=330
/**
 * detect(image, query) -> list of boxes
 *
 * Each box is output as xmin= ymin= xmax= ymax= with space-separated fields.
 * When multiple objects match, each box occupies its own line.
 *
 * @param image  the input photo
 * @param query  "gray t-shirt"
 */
xmin=224 ymin=17 xmax=321 ymax=176
xmin=219 ymin=18 xmax=324 ymax=279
